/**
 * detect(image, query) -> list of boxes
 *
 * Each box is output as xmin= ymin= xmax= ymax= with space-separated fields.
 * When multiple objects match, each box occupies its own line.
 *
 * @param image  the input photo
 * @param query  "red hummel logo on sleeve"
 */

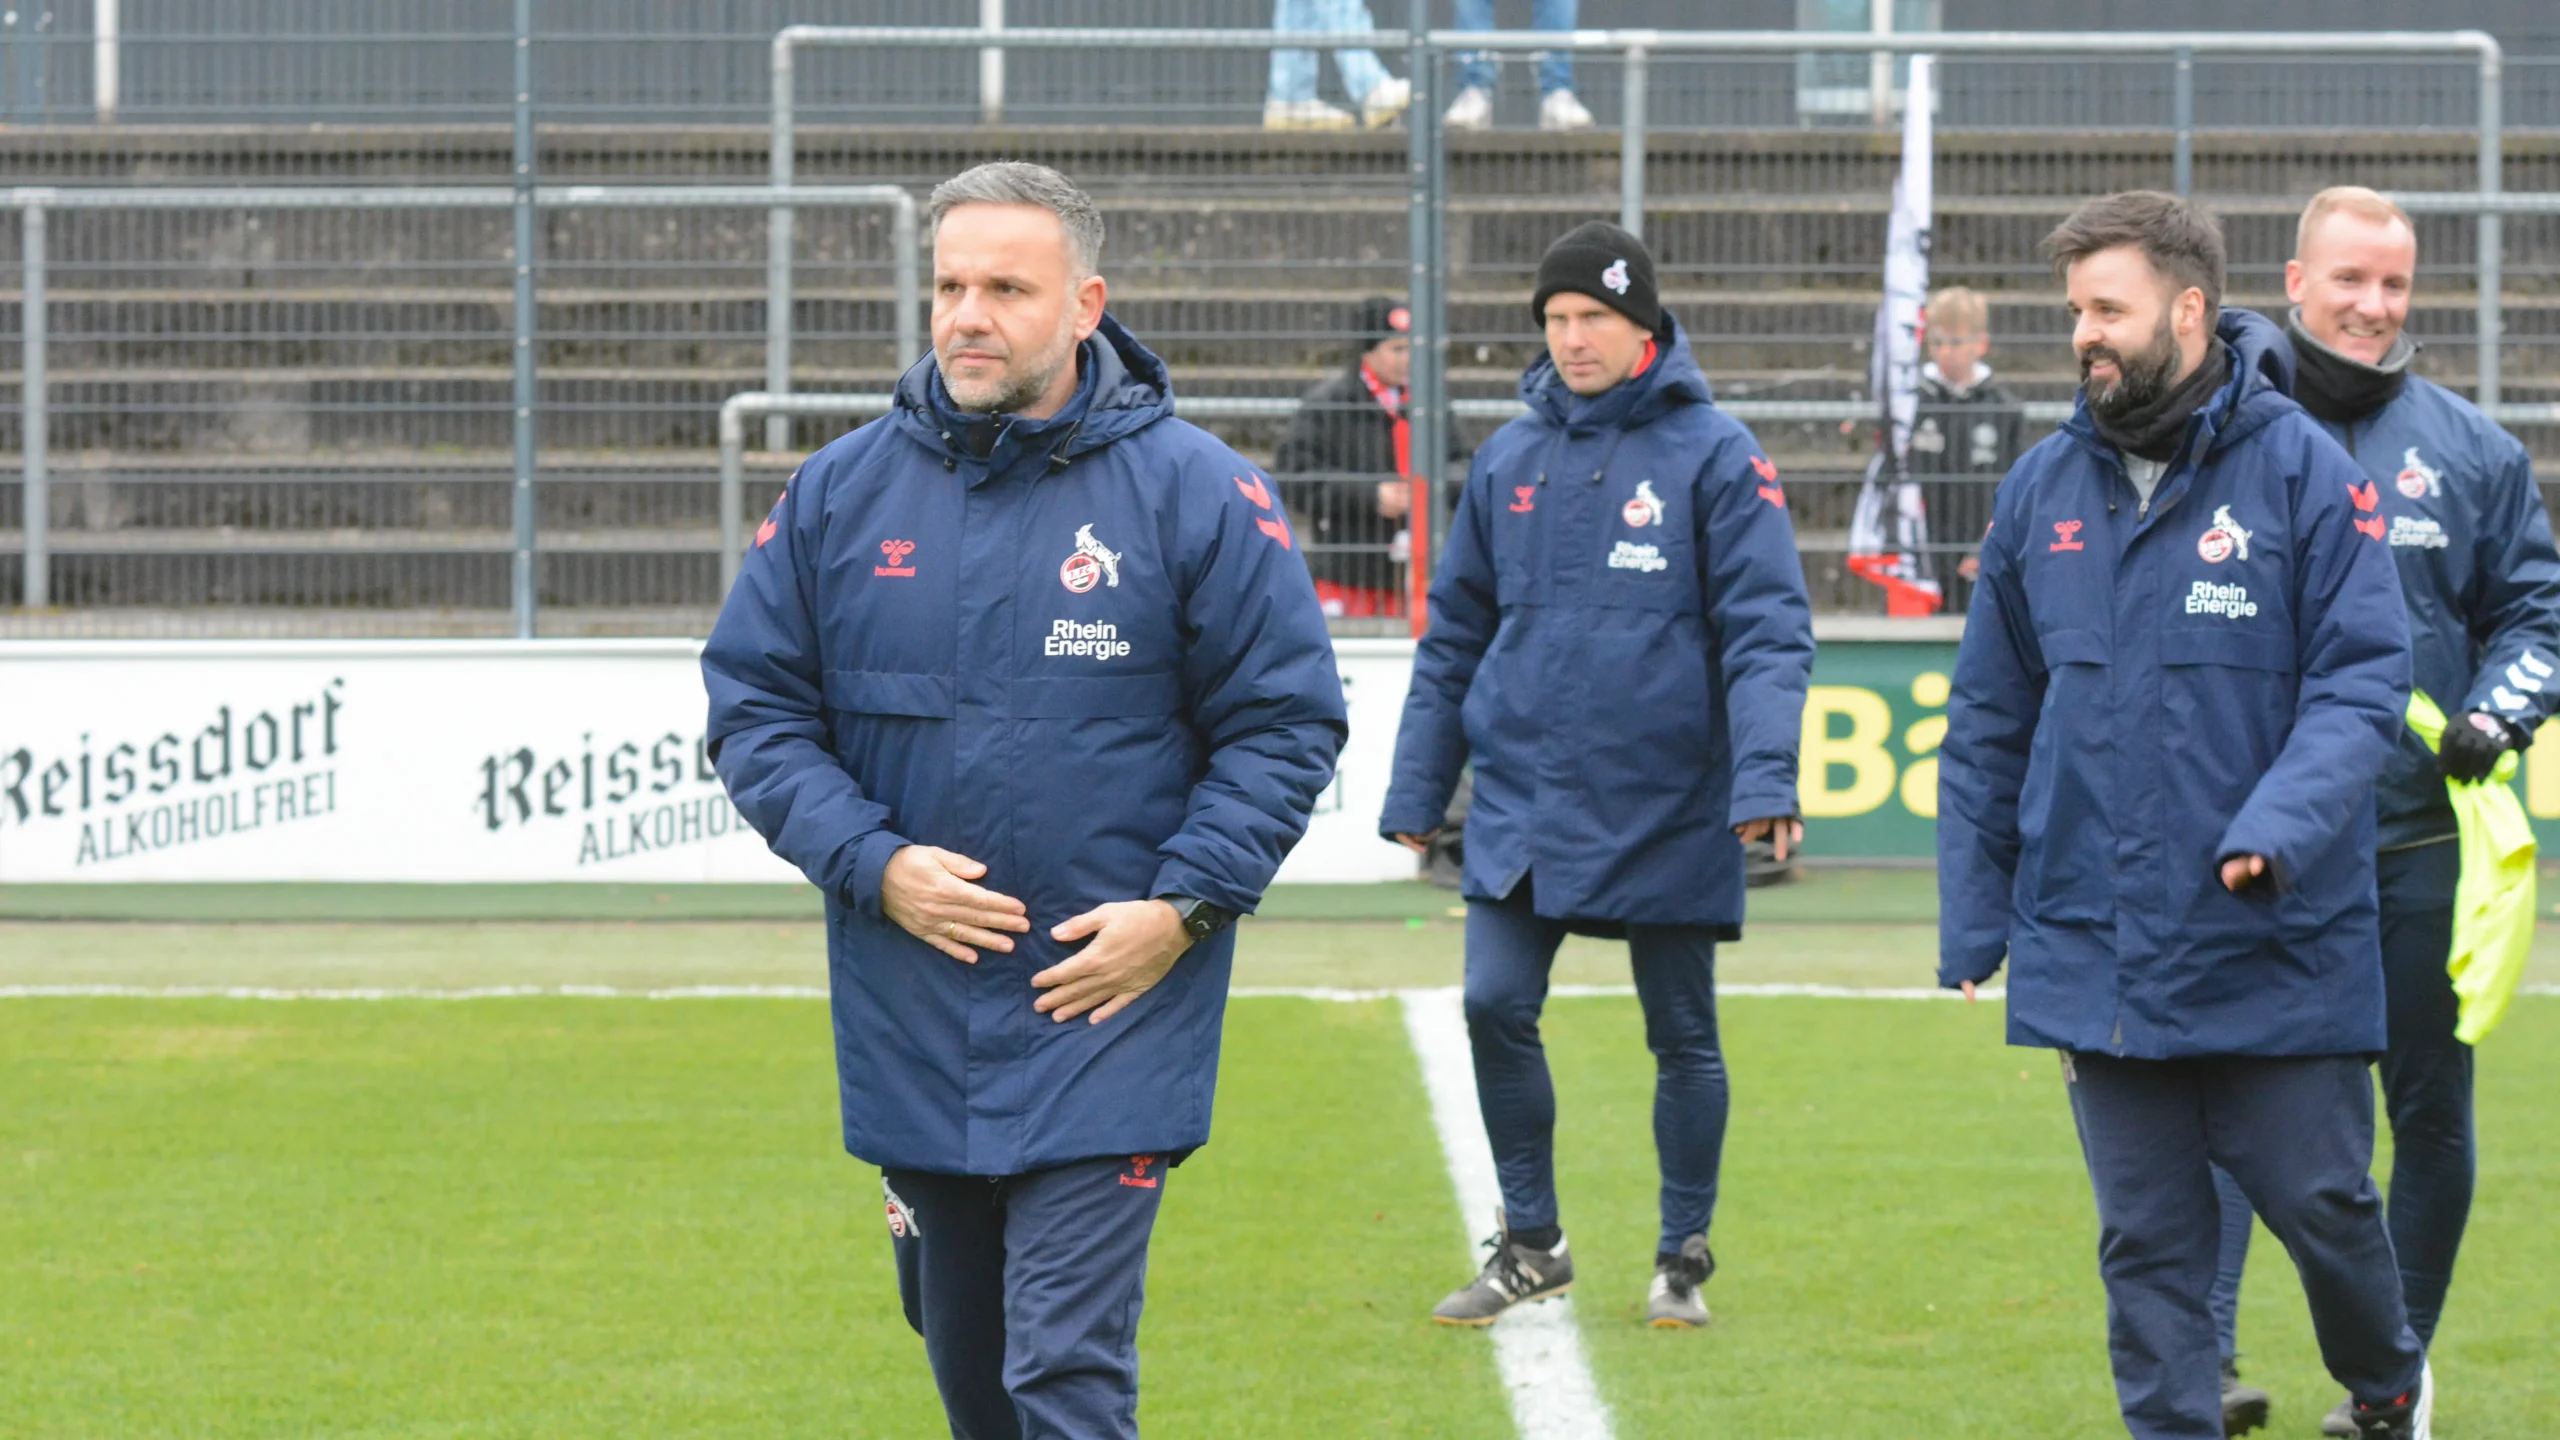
xmin=2348 ymin=480 xmax=2386 ymax=540
xmin=1255 ymin=516 xmax=1293 ymax=549
xmin=755 ymin=517 xmax=778 ymax=548
xmin=1234 ymin=474 xmax=1273 ymax=510
xmin=1749 ymin=455 xmax=1778 ymax=482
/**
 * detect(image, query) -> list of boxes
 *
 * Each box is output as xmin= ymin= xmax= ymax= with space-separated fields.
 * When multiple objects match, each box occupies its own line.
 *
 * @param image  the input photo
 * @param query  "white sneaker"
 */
xmin=1443 ymin=85 xmax=1493 ymax=131
xmin=1360 ymin=75 xmax=1412 ymax=129
xmin=1539 ymin=88 xmax=1595 ymax=132
xmin=1264 ymin=98 xmax=1355 ymax=131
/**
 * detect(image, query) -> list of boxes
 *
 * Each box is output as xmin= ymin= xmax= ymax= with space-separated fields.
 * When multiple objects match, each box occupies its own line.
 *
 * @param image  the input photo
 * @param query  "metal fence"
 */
xmin=7 ymin=20 xmax=2560 ymax=635
xmin=7 ymin=4 xmax=2560 ymax=129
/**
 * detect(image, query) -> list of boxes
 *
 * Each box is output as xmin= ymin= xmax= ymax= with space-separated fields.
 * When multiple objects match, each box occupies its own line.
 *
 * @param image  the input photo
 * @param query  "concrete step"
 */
xmin=9 ymin=123 xmax=2557 ymax=194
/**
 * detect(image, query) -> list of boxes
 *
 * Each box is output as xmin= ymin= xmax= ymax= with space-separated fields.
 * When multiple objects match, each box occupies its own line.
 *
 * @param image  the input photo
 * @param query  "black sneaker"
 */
xmin=1646 ymin=1233 xmax=1714 ymax=1328
xmin=1431 ymin=1210 xmax=1573 ymax=1326
xmin=2220 ymin=1356 xmax=2270 ymax=1436
xmin=2348 ymin=1362 xmax=2433 ymax=1440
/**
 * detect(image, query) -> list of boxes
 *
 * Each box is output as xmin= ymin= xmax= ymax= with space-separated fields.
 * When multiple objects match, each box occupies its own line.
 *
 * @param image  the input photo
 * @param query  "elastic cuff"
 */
xmin=845 ymin=830 xmax=912 ymax=919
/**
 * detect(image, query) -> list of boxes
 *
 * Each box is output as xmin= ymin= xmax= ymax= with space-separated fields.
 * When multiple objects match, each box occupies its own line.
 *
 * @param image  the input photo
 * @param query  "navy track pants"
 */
xmin=2064 ymin=1050 xmax=2425 ymax=1440
xmin=2209 ymin=839 xmax=2475 ymax=1356
xmin=1463 ymin=883 xmax=1729 ymax=1255
xmin=881 ymin=1154 xmax=1169 ymax=1440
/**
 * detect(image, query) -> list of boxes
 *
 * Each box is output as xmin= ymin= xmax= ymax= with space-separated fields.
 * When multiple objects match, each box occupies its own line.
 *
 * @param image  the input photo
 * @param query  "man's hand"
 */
xmin=2440 ymin=711 xmax=2520 ymax=784
xmin=1376 ymin=479 xmax=1412 ymax=521
xmin=1033 ymin=900 xmax=1192 ymax=1024
xmin=1960 ymin=980 xmax=1978 ymax=1004
xmin=1734 ymin=815 xmax=1803 ymax=862
xmin=880 ymin=845 xmax=1030 ymax=963
xmin=2220 ymin=853 xmax=2270 ymax=893
xmin=1392 ymin=830 xmax=1437 ymax=854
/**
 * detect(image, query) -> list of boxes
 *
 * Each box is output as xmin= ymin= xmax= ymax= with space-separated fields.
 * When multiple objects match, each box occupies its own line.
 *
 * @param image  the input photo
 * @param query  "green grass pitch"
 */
xmin=3 ymin=886 xmax=2555 ymax=1436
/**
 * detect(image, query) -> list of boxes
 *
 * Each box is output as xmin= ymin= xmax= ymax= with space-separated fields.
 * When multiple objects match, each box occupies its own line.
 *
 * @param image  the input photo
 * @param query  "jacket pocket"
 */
xmin=2158 ymin=626 xmax=2296 ymax=675
xmin=1012 ymin=672 xmax=1184 ymax=719
xmin=822 ymin=669 xmax=955 ymax=718
xmin=2016 ymin=626 xmax=2113 ymax=922
xmin=2034 ymin=626 xmax=2109 ymax=672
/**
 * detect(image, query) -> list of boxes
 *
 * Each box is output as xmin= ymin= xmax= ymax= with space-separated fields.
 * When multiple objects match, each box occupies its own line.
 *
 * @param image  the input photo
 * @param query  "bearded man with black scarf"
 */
xmin=2199 ymin=186 xmax=2560 ymax=1439
xmin=1938 ymin=190 xmax=2436 ymax=1440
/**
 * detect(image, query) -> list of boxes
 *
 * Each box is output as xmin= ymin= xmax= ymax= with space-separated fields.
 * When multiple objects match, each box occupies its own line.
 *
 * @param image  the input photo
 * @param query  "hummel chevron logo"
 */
xmin=1234 ymin=475 xmax=1272 ymax=510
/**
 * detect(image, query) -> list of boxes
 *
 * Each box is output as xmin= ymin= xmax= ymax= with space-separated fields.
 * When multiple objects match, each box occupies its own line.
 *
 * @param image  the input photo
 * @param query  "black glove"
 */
xmin=2439 ymin=711 xmax=2523 ymax=783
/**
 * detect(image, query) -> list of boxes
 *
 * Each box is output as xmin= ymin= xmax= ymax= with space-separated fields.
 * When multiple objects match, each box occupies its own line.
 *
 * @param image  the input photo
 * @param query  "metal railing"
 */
xmin=12 ymin=182 xmax=919 ymax=631
xmin=767 ymin=27 xmax=2508 ymax=431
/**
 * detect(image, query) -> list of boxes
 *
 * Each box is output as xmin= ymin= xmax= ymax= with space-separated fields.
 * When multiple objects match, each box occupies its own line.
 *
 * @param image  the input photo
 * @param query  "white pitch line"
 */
xmin=1400 ymin=986 xmax=1616 ymax=1440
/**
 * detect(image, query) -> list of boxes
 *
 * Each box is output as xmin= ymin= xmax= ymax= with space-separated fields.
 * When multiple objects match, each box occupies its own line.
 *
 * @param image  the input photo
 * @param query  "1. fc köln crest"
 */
xmin=1060 ymin=523 xmax=1123 ymax=594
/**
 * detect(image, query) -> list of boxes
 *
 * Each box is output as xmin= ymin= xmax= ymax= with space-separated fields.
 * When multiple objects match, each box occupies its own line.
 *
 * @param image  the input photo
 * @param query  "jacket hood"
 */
xmin=892 ymin=311 xmax=1174 ymax=463
xmin=1519 ymin=312 xmax=1712 ymax=431
xmin=2062 ymin=307 xmax=2298 ymax=460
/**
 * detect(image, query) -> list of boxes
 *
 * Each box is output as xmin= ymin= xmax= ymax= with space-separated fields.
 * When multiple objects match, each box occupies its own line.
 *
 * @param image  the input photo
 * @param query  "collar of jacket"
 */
xmin=2285 ymin=307 xmax=2416 ymax=425
xmin=893 ymin=311 xmax=1175 ymax=482
xmin=1518 ymin=311 xmax=1710 ymax=433
xmin=2061 ymin=308 xmax=2297 ymax=482
xmin=1920 ymin=359 xmax=1994 ymax=399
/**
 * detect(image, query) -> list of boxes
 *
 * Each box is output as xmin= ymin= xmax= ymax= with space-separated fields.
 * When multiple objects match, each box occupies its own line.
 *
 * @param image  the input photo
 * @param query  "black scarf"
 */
xmin=2286 ymin=308 xmax=2415 ymax=425
xmin=2090 ymin=340 xmax=2230 ymax=464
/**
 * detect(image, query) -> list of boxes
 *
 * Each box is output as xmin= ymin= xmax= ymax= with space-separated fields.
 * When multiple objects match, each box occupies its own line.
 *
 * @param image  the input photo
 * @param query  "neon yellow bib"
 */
xmin=2406 ymin=691 xmax=2537 ymax=1044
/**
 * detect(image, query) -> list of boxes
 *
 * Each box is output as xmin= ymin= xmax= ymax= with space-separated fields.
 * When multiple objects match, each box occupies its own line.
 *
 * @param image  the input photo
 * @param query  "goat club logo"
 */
xmin=1622 ymin=480 xmax=1666 ymax=528
xmin=1060 ymin=524 xmax=1123 ymax=594
xmin=1600 ymin=258 xmax=1631 ymax=295
xmin=2396 ymin=447 xmax=2442 ymax=499
xmin=2197 ymin=506 xmax=2253 ymax=564
xmin=2050 ymin=520 xmax=2085 ymax=553
xmin=874 ymin=539 xmax=917 ymax=577
xmin=1510 ymin=486 xmax=1537 ymax=513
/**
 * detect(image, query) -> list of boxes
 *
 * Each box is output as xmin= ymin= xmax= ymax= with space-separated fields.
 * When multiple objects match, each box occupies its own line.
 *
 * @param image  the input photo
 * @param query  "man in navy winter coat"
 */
xmin=1938 ymin=191 xmax=2433 ymax=1440
xmin=1379 ymin=221 xmax=1814 ymax=1331
xmin=703 ymin=162 xmax=1345 ymax=1440
xmin=2207 ymin=186 xmax=2560 ymax=1438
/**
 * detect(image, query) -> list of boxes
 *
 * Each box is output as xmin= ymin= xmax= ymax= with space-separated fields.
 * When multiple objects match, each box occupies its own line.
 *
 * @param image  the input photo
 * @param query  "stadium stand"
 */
xmin=2 ymin=6 xmax=2558 ymax=633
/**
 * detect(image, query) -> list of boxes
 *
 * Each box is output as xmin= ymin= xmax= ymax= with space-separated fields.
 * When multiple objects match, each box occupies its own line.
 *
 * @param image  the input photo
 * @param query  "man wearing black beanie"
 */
xmin=1382 ymin=219 xmax=1814 ymax=1331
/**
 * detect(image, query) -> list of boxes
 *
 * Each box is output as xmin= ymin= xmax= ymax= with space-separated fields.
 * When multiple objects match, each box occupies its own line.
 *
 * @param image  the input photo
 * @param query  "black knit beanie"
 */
xmin=1351 ymin=296 xmax=1412 ymax=350
xmin=1530 ymin=221 xmax=1659 ymax=333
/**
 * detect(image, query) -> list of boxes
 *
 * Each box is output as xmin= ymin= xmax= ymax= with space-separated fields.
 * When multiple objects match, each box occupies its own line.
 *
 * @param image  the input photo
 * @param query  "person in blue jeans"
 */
xmin=1266 ymin=0 xmax=1410 ymax=130
xmin=1446 ymin=0 xmax=1592 ymax=131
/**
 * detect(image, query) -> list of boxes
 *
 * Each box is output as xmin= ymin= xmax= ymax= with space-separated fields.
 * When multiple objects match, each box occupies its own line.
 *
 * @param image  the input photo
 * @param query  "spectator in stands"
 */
xmin=1445 ymin=0 xmax=1592 ymax=132
xmin=1273 ymin=297 xmax=1469 ymax=619
xmin=1910 ymin=285 xmax=2026 ymax=586
xmin=1265 ymin=0 xmax=1412 ymax=130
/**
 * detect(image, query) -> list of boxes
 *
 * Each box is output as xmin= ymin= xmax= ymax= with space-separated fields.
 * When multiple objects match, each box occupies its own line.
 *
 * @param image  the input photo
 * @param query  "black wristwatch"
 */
xmin=1157 ymin=894 xmax=1237 ymax=945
